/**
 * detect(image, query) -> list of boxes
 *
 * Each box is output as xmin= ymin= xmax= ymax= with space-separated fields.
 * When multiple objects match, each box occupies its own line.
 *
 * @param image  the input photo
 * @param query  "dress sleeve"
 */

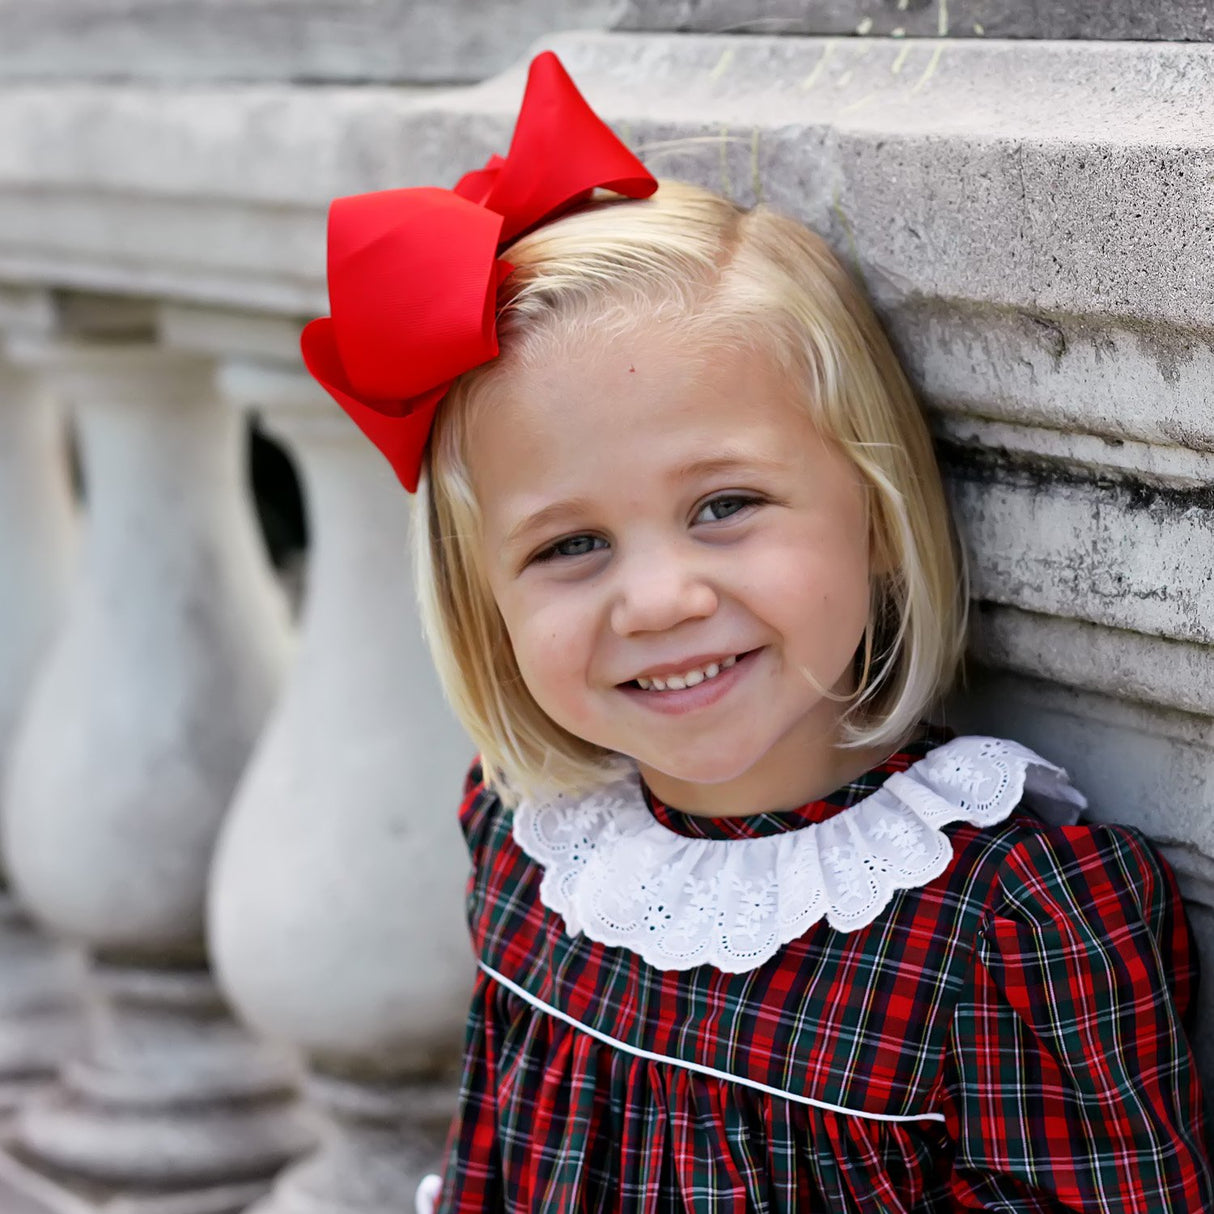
xmin=944 ymin=823 xmax=1213 ymax=1212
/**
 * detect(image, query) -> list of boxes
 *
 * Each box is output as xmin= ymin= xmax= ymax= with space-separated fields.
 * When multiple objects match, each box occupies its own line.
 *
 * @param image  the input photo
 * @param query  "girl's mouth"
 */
xmin=619 ymin=648 xmax=763 ymax=713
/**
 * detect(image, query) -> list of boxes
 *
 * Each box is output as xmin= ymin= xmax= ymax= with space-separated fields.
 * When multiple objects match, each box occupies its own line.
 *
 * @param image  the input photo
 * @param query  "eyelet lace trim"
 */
xmin=512 ymin=736 xmax=1086 ymax=974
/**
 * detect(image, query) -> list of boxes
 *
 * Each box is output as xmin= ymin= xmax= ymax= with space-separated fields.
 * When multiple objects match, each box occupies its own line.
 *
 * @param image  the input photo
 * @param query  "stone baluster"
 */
xmin=0 ymin=311 xmax=314 ymax=1211
xmin=185 ymin=304 xmax=473 ymax=1213
xmin=0 ymin=296 xmax=86 ymax=1111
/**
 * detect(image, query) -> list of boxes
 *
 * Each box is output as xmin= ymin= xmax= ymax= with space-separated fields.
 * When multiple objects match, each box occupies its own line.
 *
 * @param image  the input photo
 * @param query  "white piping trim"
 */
xmin=479 ymin=962 xmax=946 ymax=1125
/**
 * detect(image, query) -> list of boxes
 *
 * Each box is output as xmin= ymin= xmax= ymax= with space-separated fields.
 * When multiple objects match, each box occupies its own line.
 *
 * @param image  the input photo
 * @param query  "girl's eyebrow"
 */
xmin=503 ymin=497 xmax=595 ymax=550
xmin=502 ymin=453 xmax=783 ymax=549
xmin=672 ymin=453 xmax=784 ymax=480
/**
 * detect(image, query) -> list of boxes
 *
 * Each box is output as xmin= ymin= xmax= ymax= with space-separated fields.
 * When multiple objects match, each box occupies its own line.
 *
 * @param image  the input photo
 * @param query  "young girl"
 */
xmin=303 ymin=52 xmax=1212 ymax=1213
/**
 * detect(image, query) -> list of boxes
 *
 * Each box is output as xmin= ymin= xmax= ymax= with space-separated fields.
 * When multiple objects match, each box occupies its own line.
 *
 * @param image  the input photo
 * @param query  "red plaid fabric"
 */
xmin=434 ymin=731 xmax=1212 ymax=1212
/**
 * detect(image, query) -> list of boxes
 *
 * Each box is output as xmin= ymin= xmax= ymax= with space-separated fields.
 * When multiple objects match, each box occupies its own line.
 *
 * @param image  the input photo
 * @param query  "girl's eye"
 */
xmin=695 ymin=494 xmax=761 ymax=524
xmin=533 ymin=534 xmax=608 ymax=563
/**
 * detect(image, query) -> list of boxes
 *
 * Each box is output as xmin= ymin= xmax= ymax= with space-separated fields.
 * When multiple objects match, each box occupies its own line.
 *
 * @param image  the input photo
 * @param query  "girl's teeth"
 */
xmin=634 ymin=655 xmax=743 ymax=693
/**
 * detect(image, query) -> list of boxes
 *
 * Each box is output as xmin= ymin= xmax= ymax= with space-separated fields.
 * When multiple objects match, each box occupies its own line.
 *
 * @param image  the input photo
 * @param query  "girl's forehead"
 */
xmin=476 ymin=323 xmax=814 ymax=457
xmin=467 ymin=327 xmax=840 ymax=530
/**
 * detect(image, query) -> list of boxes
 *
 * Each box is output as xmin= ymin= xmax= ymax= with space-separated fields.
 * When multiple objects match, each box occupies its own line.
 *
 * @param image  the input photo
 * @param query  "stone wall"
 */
xmin=0 ymin=3 xmax=1211 ymax=1210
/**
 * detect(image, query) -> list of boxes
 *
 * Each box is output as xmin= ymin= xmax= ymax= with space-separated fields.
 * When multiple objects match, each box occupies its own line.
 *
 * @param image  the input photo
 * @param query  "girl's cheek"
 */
xmin=528 ymin=595 xmax=588 ymax=643
xmin=514 ymin=618 xmax=572 ymax=682
xmin=526 ymin=622 xmax=596 ymax=709
xmin=516 ymin=649 xmax=597 ymax=736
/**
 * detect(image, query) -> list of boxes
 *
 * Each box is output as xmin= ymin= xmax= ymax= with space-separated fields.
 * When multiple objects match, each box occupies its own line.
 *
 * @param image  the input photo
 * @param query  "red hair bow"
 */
xmin=300 ymin=51 xmax=657 ymax=492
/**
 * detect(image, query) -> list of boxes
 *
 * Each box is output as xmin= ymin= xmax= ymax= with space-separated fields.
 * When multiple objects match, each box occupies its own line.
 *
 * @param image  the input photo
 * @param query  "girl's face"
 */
xmin=468 ymin=322 xmax=878 ymax=815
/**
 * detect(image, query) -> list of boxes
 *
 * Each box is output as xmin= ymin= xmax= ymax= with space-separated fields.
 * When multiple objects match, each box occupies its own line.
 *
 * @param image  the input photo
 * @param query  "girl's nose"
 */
xmin=608 ymin=551 xmax=719 ymax=636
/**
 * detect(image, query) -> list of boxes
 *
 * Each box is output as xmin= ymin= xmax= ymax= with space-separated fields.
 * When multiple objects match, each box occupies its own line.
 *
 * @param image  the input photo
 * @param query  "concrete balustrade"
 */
xmin=0 ymin=296 xmax=86 ymax=1113
xmin=0 ymin=319 xmax=311 ymax=1210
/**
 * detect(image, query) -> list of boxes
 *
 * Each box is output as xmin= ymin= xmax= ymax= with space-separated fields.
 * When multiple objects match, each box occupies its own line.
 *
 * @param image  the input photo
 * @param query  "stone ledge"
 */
xmin=969 ymin=604 xmax=1214 ymax=719
xmin=0 ymin=0 xmax=620 ymax=85
xmin=1 ymin=32 xmax=1212 ymax=329
xmin=945 ymin=450 xmax=1213 ymax=648
xmin=934 ymin=415 xmax=1213 ymax=490
xmin=616 ymin=0 xmax=1214 ymax=41
xmin=899 ymin=306 xmax=1214 ymax=457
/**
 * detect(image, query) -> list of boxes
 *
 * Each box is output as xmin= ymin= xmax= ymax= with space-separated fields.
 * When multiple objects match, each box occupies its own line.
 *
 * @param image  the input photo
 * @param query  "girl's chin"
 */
xmin=632 ymin=752 xmax=764 ymax=792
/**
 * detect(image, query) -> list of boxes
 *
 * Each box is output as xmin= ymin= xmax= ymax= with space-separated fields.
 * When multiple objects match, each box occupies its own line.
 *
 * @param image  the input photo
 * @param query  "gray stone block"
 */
xmin=968 ymin=605 xmax=1214 ymax=719
xmin=3 ymin=31 xmax=1214 ymax=324
xmin=0 ymin=0 xmax=621 ymax=84
xmin=945 ymin=454 xmax=1213 ymax=647
xmin=616 ymin=0 xmax=1214 ymax=41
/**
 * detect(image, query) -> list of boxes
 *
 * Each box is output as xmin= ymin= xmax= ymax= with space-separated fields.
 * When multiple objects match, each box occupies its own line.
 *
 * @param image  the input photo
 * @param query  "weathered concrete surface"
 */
xmin=0 ymin=0 xmax=621 ymax=84
xmin=2 ymin=33 xmax=1212 ymax=325
xmin=942 ymin=447 xmax=1213 ymax=646
xmin=0 ymin=1144 xmax=270 ymax=1214
xmin=970 ymin=605 xmax=1214 ymax=720
xmin=898 ymin=306 xmax=1214 ymax=456
xmin=617 ymin=0 xmax=1214 ymax=40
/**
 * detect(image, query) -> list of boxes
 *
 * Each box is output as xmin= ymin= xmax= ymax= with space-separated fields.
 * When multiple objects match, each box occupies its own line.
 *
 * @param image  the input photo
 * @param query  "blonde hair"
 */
xmin=414 ymin=180 xmax=968 ymax=806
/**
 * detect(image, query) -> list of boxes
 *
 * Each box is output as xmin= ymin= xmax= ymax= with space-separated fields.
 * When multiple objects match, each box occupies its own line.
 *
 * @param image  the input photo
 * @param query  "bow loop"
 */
xmin=302 ymin=51 xmax=658 ymax=492
xmin=466 ymin=52 xmax=656 ymax=243
xmin=327 ymin=187 xmax=505 ymax=400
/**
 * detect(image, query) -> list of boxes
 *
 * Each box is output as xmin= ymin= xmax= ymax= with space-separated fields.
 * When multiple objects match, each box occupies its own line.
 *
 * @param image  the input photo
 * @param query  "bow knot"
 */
xmin=301 ymin=52 xmax=657 ymax=491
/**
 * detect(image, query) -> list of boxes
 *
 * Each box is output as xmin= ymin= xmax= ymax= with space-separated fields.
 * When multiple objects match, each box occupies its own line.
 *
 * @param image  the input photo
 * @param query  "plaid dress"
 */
xmin=433 ymin=730 xmax=1212 ymax=1212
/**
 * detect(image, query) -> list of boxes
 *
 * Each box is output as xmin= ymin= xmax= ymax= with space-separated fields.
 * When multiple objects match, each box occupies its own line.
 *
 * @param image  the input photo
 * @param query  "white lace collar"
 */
xmin=512 ymin=735 xmax=1085 ymax=974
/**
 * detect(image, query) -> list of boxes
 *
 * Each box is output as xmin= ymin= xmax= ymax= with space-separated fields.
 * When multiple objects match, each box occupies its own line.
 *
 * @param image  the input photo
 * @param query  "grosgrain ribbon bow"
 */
xmin=300 ymin=51 xmax=657 ymax=492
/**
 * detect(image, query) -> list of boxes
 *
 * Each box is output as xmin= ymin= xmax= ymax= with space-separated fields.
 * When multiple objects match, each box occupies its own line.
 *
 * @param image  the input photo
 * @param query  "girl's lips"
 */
xmin=618 ymin=648 xmax=762 ymax=714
